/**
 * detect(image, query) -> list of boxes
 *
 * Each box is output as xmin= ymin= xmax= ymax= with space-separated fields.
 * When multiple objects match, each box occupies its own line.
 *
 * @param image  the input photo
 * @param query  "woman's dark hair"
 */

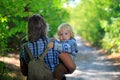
xmin=28 ymin=14 xmax=47 ymax=42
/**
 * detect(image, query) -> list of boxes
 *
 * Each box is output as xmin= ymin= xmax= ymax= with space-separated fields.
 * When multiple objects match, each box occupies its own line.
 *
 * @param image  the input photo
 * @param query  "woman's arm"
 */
xmin=20 ymin=45 xmax=28 ymax=76
xmin=59 ymin=53 xmax=76 ymax=73
xmin=48 ymin=39 xmax=77 ymax=73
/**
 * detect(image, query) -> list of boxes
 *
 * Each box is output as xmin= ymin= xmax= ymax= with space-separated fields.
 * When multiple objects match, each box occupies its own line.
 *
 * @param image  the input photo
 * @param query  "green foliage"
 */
xmin=0 ymin=61 xmax=13 ymax=80
xmin=0 ymin=0 xmax=69 ymax=53
xmin=2 ymin=0 xmax=119 ymax=54
xmin=99 ymin=0 xmax=120 ymax=53
xmin=69 ymin=0 xmax=104 ymax=46
xmin=101 ymin=19 xmax=120 ymax=53
xmin=69 ymin=0 xmax=120 ymax=53
xmin=0 ymin=16 xmax=8 ymax=52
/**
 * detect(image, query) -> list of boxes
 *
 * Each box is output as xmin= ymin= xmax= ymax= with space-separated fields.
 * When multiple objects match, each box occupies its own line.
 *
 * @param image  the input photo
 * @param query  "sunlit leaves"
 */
xmin=69 ymin=0 xmax=120 ymax=53
xmin=101 ymin=18 xmax=120 ymax=53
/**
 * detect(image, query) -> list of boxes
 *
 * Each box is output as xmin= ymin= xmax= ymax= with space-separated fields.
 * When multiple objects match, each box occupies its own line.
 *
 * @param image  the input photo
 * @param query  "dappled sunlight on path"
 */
xmin=0 ymin=54 xmax=20 ymax=67
xmin=0 ymin=54 xmax=26 ymax=80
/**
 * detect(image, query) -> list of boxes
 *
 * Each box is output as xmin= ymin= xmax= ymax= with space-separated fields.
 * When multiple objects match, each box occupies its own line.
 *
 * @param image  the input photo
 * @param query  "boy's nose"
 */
xmin=63 ymin=37 xmax=66 ymax=40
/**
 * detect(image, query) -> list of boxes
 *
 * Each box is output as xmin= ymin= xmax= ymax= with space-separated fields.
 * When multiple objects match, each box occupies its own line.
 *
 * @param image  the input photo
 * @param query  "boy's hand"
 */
xmin=47 ymin=38 xmax=55 ymax=49
xmin=47 ymin=42 xmax=54 ymax=49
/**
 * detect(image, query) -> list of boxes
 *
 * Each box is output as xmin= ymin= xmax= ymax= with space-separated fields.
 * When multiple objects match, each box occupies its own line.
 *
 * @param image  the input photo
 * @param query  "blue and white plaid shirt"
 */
xmin=20 ymin=38 xmax=77 ymax=72
xmin=54 ymin=38 xmax=78 ymax=57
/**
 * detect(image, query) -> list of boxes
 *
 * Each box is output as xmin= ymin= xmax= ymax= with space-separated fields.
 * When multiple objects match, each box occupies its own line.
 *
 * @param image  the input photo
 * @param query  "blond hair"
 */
xmin=56 ymin=23 xmax=74 ymax=40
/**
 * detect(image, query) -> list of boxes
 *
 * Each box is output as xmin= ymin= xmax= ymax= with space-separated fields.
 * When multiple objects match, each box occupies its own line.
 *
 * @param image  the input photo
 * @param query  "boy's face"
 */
xmin=58 ymin=30 xmax=71 ymax=41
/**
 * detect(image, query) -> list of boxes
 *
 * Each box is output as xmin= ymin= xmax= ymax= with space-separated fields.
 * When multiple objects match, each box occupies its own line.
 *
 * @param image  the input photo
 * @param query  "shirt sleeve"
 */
xmin=54 ymin=38 xmax=78 ymax=56
xmin=20 ymin=44 xmax=30 ymax=63
xmin=20 ymin=45 xmax=25 ymax=61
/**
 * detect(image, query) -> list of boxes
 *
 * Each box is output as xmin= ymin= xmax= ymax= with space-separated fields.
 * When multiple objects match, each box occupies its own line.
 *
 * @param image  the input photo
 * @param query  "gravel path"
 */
xmin=66 ymin=36 xmax=120 ymax=80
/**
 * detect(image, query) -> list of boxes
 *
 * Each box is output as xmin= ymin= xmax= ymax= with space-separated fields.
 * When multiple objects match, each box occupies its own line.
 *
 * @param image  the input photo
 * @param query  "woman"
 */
xmin=20 ymin=14 xmax=76 ymax=80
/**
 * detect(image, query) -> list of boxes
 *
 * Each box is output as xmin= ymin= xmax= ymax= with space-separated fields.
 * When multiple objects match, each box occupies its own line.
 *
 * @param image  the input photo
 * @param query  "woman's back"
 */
xmin=20 ymin=38 xmax=60 ymax=72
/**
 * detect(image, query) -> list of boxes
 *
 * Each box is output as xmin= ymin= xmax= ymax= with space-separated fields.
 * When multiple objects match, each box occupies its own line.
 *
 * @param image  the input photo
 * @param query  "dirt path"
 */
xmin=0 ymin=53 xmax=26 ymax=80
xmin=66 ymin=36 xmax=120 ymax=80
xmin=0 ymin=36 xmax=120 ymax=80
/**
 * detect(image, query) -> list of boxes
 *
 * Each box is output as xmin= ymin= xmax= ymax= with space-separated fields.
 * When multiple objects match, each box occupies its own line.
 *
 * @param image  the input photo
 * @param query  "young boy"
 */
xmin=48 ymin=23 xmax=78 ymax=80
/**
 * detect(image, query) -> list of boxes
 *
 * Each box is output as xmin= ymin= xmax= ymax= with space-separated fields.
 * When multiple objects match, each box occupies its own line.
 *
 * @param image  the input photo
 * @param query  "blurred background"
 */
xmin=0 ymin=0 xmax=120 ymax=80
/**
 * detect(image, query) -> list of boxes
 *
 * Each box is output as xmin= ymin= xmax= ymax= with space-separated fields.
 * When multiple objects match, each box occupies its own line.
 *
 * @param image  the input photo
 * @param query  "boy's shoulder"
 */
xmin=67 ymin=38 xmax=76 ymax=42
xmin=69 ymin=38 xmax=76 ymax=41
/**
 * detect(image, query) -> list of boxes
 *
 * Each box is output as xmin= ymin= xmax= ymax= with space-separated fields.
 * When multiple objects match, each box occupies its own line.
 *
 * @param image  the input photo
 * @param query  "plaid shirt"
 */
xmin=54 ymin=38 xmax=78 ymax=57
xmin=20 ymin=38 xmax=77 ymax=72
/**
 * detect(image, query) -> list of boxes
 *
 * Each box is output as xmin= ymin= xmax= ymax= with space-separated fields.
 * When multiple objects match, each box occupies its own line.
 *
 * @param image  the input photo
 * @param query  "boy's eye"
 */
xmin=65 ymin=33 xmax=68 ymax=35
xmin=59 ymin=33 xmax=63 ymax=36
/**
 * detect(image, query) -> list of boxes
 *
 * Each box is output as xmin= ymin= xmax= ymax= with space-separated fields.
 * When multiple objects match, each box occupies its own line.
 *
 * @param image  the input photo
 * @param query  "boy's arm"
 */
xmin=47 ymin=42 xmax=54 ymax=49
xmin=59 ymin=53 xmax=76 ymax=73
xmin=47 ymin=38 xmax=55 ymax=49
